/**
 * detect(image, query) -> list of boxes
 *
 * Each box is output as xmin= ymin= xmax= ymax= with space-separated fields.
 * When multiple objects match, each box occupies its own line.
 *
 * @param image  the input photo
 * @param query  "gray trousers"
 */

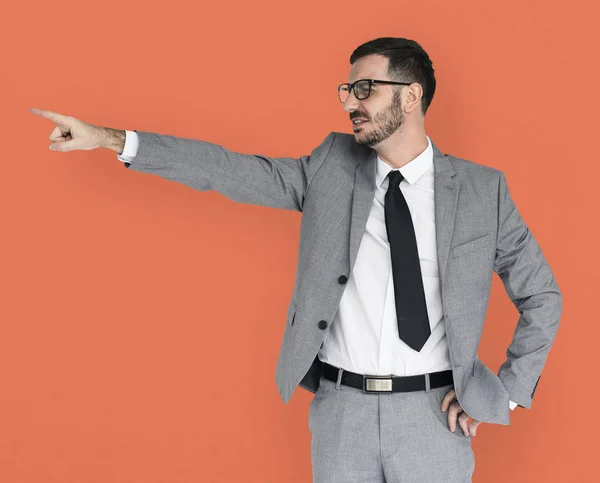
xmin=309 ymin=373 xmax=475 ymax=482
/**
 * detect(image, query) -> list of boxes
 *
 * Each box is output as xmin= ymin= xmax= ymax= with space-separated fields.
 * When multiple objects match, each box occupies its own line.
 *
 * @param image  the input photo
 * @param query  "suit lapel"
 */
xmin=348 ymin=140 xmax=460 ymax=293
xmin=348 ymin=149 xmax=377 ymax=271
xmin=432 ymin=143 xmax=460 ymax=291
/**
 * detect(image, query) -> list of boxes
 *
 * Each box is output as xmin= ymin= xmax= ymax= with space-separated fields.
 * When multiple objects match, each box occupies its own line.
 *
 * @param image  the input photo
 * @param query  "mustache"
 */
xmin=350 ymin=113 xmax=369 ymax=121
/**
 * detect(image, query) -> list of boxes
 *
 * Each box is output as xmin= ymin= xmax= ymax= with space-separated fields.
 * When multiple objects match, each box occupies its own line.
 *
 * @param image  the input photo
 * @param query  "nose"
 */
xmin=342 ymin=89 xmax=359 ymax=112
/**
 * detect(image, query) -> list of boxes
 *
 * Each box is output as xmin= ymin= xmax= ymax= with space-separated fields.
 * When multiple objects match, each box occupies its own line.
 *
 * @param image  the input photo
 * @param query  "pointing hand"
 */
xmin=29 ymin=108 xmax=106 ymax=152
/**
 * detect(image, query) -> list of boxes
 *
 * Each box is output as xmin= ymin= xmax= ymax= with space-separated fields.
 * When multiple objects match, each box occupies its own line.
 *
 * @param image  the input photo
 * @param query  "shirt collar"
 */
xmin=375 ymin=135 xmax=433 ymax=187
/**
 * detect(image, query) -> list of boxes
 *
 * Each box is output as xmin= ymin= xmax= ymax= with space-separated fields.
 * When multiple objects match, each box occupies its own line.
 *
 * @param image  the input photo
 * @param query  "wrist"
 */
xmin=101 ymin=127 xmax=126 ymax=154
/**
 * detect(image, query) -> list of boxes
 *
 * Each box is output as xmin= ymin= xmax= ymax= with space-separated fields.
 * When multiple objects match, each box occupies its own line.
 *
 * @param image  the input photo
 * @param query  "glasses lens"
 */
xmin=338 ymin=85 xmax=349 ymax=103
xmin=355 ymin=80 xmax=370 ymax=99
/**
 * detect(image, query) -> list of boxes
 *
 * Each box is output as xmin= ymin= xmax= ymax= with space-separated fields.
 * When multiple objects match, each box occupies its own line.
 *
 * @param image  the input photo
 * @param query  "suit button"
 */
xmin=318 ymin=320 xmax=328 ymax=330
xmin=338 ymin=275 xmax=348 ymax=284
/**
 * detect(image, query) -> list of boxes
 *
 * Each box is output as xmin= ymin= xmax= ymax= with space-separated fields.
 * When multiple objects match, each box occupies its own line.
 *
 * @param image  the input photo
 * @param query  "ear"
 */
xmin=404 ymin=83 xmax=423 ymax=114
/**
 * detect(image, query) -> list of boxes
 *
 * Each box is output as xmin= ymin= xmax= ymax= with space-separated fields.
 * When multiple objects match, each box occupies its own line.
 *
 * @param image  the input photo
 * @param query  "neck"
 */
xmin=374 ymin=124 xmax=428 ymax=169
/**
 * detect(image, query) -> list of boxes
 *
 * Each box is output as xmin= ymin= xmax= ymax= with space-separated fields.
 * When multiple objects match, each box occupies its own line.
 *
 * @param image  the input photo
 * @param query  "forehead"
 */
xmin=348 ymin=54 xmax=390 ymax=82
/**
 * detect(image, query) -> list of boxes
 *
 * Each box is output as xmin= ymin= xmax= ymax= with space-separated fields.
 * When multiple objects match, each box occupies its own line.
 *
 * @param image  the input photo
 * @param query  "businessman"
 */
xmin=31 ymin=37 xmax=561 ymax=482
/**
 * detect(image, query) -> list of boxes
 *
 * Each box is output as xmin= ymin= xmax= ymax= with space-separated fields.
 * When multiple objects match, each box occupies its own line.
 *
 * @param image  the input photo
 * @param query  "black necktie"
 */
xmin=384 ymin=170 xmax=431 ymax=352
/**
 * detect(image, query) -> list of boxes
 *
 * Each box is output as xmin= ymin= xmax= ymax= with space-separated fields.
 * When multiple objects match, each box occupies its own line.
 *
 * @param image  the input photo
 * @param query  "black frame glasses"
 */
xmin=338 ymin=79 xmax=413 ymax=103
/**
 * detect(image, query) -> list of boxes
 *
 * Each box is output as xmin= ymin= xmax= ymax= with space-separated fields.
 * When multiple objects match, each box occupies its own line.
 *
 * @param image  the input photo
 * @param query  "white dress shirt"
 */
xmin=118 ymin=131 xmax=517 ymax=411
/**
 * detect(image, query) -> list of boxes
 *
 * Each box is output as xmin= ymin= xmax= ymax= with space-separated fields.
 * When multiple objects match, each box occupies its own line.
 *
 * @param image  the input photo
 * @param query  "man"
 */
xmin=31 ymin=37 xmax=561 ymax=482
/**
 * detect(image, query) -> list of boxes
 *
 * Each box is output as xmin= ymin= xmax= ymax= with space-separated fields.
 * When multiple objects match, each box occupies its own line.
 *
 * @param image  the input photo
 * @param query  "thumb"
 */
xmin=49 ymin=139 xmax=83 ymax=152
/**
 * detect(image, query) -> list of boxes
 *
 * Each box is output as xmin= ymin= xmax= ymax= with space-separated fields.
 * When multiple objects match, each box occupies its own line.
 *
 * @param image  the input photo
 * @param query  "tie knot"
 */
xmin=387 ymin=170 xmax=404 ymax=190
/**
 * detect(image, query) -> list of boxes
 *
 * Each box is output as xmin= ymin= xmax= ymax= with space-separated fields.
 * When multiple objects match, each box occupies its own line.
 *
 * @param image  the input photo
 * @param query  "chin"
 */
xmin=354 ymin=133 xmax=377 ymax=147
xmin=353 ymin=134 xmax=367 ymax=145
xmin=353 ymin=130 xmax=368 ymax=143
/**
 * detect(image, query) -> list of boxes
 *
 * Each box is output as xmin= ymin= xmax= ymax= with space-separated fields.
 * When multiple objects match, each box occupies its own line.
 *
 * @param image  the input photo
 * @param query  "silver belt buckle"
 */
xmin=363 ymin=375 xmax=393 ymax=393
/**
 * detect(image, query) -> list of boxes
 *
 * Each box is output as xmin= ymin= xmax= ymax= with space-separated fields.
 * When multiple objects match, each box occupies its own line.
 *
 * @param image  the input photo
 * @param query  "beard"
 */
xmin=354 ymin=91 xmax=404 ymax=147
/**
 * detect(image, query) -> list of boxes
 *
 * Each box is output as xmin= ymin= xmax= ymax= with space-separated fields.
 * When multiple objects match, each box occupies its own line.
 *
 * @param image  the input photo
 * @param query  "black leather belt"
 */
xmin=321 ymin=360 xmax=454 ymax=393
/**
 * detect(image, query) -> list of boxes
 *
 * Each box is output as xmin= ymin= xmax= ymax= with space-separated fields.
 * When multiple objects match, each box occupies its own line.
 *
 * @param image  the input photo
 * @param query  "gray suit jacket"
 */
xmin=124 ymin=130 xmax=562 ymax=426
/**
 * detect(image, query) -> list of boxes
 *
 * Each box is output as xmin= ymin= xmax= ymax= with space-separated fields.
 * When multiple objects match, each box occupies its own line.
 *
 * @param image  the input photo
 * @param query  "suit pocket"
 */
xmin=427 ymin=387 xmax=472 ymax=438
xmin=287 ymin=302 xmax=297 ymax=326
xmin=452 ymin=233 xmax=492 ymax=258
xmin=308 ymin=377 xmax=328 ymax=433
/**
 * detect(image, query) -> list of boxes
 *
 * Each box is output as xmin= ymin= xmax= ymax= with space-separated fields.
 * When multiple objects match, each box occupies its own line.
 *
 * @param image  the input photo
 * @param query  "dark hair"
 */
xmin=349 ymin=37 xmax=436 ymax=116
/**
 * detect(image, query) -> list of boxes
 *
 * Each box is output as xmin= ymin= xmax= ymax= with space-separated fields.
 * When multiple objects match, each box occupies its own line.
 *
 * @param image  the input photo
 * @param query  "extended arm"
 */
xmin=113 ymin=129 xmax=336 ymax=212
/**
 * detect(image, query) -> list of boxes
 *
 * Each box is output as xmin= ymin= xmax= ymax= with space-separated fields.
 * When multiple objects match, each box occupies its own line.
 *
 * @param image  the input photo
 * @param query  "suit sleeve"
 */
xmin=494 ymin=171 xmax=562 ymax=409
xmin=121 ymin=130 xmax=336 ymax=212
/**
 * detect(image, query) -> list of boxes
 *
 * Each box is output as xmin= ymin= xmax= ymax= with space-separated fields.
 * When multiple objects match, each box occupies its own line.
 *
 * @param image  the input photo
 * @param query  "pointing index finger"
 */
xmin=29 ymin=108 xmax=66 ymax=122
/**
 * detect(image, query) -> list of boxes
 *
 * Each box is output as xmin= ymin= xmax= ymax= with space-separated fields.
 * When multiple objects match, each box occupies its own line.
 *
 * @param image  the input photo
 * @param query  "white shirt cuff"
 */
xmin=117 ymin=130 xmax=139 ymax=163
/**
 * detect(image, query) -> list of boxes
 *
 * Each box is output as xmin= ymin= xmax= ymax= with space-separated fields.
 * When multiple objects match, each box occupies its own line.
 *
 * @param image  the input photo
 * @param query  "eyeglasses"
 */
xmin=338 ymin=79 xmax=412 ymax=103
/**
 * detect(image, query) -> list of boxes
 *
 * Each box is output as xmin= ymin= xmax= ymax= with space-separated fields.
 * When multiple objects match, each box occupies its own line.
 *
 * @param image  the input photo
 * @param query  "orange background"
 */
xmin=3 ymin=0 xmax=598 ymax=481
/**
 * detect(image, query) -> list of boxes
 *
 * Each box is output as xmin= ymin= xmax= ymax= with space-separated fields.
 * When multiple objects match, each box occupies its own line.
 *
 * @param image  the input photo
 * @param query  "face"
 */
xmin=343 ymin=54 xmax=405 ymax=148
